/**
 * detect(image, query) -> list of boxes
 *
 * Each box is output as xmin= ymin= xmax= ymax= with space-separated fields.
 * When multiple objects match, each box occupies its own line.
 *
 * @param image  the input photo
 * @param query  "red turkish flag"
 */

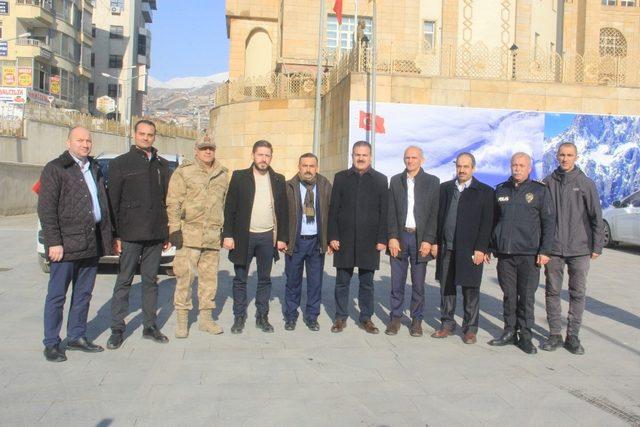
xmin=333 ymin=0 xmax=343 ymax=25
xmin=359 ymin=111 xmax=386 ymax=134
xmin=32 ymin=179 xmax=41 ymax=195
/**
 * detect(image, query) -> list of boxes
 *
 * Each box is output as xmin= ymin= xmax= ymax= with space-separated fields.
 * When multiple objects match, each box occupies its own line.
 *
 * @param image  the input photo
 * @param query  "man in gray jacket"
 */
xmin=542 ymin=142 xmax=603 ymax=355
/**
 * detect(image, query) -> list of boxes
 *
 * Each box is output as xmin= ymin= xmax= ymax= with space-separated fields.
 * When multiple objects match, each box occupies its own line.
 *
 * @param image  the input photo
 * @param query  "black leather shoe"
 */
xmin=564 ymin=335 xmax=585 ymax=355
xmin=304 ymin=318 xmax=320 ymax=332
xmin=106 ymin=333 xmax=123 ymax=350
xmin=231 ymin=316 xmax=246 ymax=334
xmin=256 ymin=314 xmax=274 ymax=333
xmin=517 ymin=338 xmax=538 ymax=354
xmin=488 ymin=331 xmax=516 ymax=346
xmin=43 ymin=344 xmax=67 ymax=362
xmin=284 ymin=320 xmax=296 ymax=331
xmin=142 ymin=326 xmax=169 ymax=343
xmin=541 ymin=334 xmax=563 ymax=352
xmin=66 ymin=337 xmax=104 ymax=353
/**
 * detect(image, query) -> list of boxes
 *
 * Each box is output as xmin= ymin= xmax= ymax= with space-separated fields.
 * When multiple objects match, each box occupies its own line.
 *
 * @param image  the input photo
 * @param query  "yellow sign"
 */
xmin=18 ymin=67 xmax=32 ymax=87
xmin=50 ymin=75 xmax=60 ymax=95
xmin=2 ymin=66 xmax=16 ymax=86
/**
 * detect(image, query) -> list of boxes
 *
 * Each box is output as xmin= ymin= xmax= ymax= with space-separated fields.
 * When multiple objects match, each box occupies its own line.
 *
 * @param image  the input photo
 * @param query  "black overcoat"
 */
xmin=222 ymin=166 xmax=288 ymax=266
xmin=435 ymin=177 xmax=494 ymax=288
xmin=328 ymin=167 xmax=388 ymax=271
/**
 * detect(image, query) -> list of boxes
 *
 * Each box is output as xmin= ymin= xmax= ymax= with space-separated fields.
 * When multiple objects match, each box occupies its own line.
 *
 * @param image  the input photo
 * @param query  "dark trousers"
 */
xmin=389 ymin=230 xmax=427 ymax=320
xmin=43 ymin=257 xmax=99 ymax=346
xmin=439 ymin=250 xmax=480 ymax=333
xmin=544 ymin=255 xmax=590 ymax=337
xmin=111 ymin=240 xmax=163 ymax=333
xmin=335 ymin=267 xmax=374 ymax=323
xmin=497 ymin=254 xmax=540 ymax=341
xmin=233 ymin=231 xmax=274 ymax=318
xmin=284 ymin=235 xmax=324 ymax=322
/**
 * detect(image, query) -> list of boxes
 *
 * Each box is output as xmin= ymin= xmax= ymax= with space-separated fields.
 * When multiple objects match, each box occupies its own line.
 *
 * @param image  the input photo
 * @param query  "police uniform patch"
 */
xmin=525 ymin=193 xmax=534 ymax=203
xmin=498 ymin=196 xmax=509 ymax=202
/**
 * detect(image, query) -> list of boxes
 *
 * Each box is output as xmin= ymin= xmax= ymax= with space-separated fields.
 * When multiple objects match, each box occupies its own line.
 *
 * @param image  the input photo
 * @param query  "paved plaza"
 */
xmin=0 ymin=214 xmax=639 ymax=426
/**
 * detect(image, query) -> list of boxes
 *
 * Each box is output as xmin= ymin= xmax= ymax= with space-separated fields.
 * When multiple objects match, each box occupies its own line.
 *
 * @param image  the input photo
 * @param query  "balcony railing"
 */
xmin=15 ymin=0 xmax=53 ymax=11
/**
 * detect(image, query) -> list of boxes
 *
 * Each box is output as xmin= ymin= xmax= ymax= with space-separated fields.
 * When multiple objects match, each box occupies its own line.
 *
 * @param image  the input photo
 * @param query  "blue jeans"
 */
xmin=43 ymin=257 xmax=99 ymax=346
xmin=284 ymin=235 xmax=324 ymax=322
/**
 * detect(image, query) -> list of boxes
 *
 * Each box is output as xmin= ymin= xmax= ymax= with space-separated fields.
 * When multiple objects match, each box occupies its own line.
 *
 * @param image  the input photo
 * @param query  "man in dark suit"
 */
xmin=107 ymin=120 xmax=172 ymax=349
xmin=38 ymin=126 xmax=113 ymax=362
xmin=328 ymin=141 xmax=388 ymax=334
xmin=222 ymin=140 xmax=288 ymax=334
xmin=386 ymin=146 xmax=439 ymax=337
xmin=431 ymin=152 xmax=494 ymax=344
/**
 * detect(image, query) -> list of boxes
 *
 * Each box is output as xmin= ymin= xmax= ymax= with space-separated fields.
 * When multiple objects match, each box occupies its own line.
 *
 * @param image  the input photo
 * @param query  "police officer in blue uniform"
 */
xmin=488 ymin=152 xmax=555 ymax=354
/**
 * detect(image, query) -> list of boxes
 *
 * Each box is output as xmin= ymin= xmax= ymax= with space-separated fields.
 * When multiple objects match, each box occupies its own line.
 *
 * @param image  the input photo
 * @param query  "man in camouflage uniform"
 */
xmin=166 ymin=136 xmax=229 ymax=338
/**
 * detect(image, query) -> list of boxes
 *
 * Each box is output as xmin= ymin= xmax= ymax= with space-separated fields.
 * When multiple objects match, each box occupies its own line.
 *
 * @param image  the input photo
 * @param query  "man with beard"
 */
xmin=223 ymin=140 xmax=288 ymax=333
xmin=283 ymin=153 xmax=332 ymax=331
xmin=328 ymin=141 xmax=388 ymax=334
xmin=541 ymin=142 xmax=603 ymax=355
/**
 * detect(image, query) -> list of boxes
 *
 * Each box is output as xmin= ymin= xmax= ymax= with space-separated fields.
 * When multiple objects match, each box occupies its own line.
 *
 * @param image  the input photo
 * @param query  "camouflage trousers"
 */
xmin=173 ymin=246 xmax=220 ymax=310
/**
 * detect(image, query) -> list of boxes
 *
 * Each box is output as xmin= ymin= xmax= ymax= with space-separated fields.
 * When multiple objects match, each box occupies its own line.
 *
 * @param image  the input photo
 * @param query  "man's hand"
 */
xmin=537 ymin=254 xmax=550 ymax=266
xmin=330 ymin=240 xmax=340 ymax=251
xmin=277 ymin=241 xmax=288 ymax=252
xmin=327 ymin=246 xmax=334 ymax=255
xmin=113 ymin=238 xmax=122 ymax=256
xmin=376 ymin=243 xmax=387 ymax=252
xmin=473 ymin=250 xmax=485 ymax=265
xmin=48 ymin=245 xmax=64 ymax=262
xmin=168 ymin=231 xmax=183 ymax=250
xmin=223 ymin=237 xmax=235 ymax=250
xmin=419 ymin=242 xmax=432 ymax=258
xmin=484 ymin=253 xmax=492 ymax=264
xmin=431 ymin=244 xmax=438 ymax=258
xmin=591 ymin=252 xmax=600 ymax=260
xmin=388 ymin=238 xmax=401 ymax=258
xmin=163 ymin=240 xmax=172 ymax=251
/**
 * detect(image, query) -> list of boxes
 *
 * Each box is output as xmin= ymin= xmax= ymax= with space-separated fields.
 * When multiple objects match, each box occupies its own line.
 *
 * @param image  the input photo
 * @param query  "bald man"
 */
xmin=38 ymin=126 xmax=113 ymax=362
xmin=489 ymin=152 xmax=555 ymax=354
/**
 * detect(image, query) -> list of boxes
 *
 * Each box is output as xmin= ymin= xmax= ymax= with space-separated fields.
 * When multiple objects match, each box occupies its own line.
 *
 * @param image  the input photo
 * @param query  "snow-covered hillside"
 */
xmin=148 ymin=72 xmax=229 ymax=89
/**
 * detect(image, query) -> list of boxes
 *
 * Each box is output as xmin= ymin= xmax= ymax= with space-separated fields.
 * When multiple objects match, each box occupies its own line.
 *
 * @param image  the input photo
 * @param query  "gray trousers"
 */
xmin=544 ymin=255 xmax=590 ymax=337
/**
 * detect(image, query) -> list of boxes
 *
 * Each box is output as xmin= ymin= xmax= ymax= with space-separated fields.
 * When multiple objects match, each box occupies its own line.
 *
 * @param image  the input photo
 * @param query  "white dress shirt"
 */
xmin=405 ymin=175 xmax=416 ymax=228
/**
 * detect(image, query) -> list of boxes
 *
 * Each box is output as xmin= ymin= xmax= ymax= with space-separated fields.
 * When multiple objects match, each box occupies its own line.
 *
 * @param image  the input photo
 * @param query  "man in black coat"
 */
xmin=431 ymin=152 xmax=494 ymax=344
xmin=386 ymin=146 xmax=439 ymax=337
xmin=38 ymin=126 xmax=113 ymax=362
xmin=222 ymin=140 xmax=288 ymax=334
xmin=328 ymin=141 xmax=388 ymax=334
xmin=106 ymin=120 xmax=172 ymax=349
xmin=489 ymin=152 xmax=555 ymax=354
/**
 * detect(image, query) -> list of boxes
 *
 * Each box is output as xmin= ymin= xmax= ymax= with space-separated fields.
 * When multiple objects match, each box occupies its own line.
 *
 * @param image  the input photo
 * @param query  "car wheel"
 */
xmin=38 ymin=256 xmax=50 ymax=273
xmin=603 ymin=221 xmax=616 ymax=248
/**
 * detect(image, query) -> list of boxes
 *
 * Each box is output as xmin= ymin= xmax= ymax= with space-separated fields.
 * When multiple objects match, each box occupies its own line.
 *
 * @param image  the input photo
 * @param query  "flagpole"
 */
xmin=370 ymin=0 xmax=377 ymax=167
xmin=312 ymin=0 xmax=326 ymax=156
xmin=354 ymin=0 xmax=358 ymax=47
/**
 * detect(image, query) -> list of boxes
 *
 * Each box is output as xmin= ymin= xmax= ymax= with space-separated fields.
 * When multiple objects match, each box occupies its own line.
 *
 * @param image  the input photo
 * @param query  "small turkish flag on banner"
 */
xmin=32 ymin=179 xmax=41 ymax=195
xmin=359 ymin=111 xmax=386 ymax=134
xmin=333 ymin=0 xmax=343 ymax=25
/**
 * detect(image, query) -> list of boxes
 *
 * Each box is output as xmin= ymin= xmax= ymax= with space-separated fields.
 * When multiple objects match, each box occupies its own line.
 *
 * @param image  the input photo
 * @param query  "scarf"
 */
xmin=299 ymin=174 xmax=317 ymax=223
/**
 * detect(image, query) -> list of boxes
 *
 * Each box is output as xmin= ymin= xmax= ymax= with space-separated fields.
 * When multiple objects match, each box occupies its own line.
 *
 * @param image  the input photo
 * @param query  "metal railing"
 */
xmin=15 ymin=0 xmax=53 ymax=11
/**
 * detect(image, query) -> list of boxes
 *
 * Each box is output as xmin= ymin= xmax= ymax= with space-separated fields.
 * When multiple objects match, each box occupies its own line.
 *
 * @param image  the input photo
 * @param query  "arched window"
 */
xmin=599 ymin=27 xmax=627 ymax=57
xmin=244 ymin=29 xmax=272 ymax=78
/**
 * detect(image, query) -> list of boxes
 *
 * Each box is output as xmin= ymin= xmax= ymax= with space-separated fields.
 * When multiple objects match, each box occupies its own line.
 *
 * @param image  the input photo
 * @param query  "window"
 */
xmin=326 ymin=15 xmax=372 ymax=50
xmin=92 ymin=24 xmax=96 ymax=38
xmin=36 ymin=61 xmax=49 ymax=92
xmin=90 ymin=53 xmax=95 ymax=67
xmin=621 ymin=0 xmax=635 ymax=5
xmin=88 ymin=82 xmax=94 ymax=96
xmin=138 ymin=34 xmax=147 ymax=55
xmin=599 ymin=27 xmax=627 ymax=56
xmin=0 ymin=22 xmax=3 ymax=39
xmin=601 ymin=0 xmax=616 ymax=5
xmin=73 ymin=5 xmax=82 ymax=31
xmin=107 ymin=83 xmax=120 ymax=98
xmin=110 ymin=25 xmax=124 ymax=39
xmin=109 ymin=54 xmax=123 ymax=68
xmin=422 ymin=21 xmax=436 ymax=52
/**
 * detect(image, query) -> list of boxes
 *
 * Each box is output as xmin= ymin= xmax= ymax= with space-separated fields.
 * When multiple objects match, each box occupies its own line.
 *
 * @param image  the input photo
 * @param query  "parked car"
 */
xmin=36 ymin=152 xmax=183 ymax=273
xmin=603 ymin=189 xmax=640 ymax=247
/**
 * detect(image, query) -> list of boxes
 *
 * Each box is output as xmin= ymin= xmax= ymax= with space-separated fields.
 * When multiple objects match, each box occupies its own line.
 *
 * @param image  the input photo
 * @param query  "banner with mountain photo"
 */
xmin=348 ymin=101 xmax=640 ymax=207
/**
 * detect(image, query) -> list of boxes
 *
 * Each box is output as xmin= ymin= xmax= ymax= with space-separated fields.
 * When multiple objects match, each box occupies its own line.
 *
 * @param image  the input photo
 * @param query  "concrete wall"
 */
xmin=0 ymin=162 xmax=42 ymax=216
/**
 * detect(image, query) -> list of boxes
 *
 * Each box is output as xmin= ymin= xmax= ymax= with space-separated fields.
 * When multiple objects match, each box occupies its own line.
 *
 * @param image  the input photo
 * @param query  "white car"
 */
xmin=36 ymin=152 xmax=183 ymax=273
xmin=603 ymin=189 xmax=640 ymax=247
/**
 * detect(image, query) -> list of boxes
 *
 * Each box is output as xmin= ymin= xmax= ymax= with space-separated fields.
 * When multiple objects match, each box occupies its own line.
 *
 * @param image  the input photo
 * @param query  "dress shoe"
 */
xmin=43 ymin=344 xmax=67 ymax=362
xmin=541 ymin=334 xmax=563 ymax=351
xmin=360 ymin=319 xmax=379 ymax=334
xmin=304 ymin=318 xmax=320 ymax=332
xmin=385 ymin=317 xmax=401 ymax=336
xmin=142 ymin=325 xmax=169 ymax=343
xmin=430 ymin=328 xmax=453 ymax=339
xmin=463 ymin=332 xmax=477 ymax=344
xmin=564 ymin=335 xmax=585 ymax=355
xmin=409 ymin=319 xmax=423 ymax=337
xmin=284 ymin=319 xmax=296 ymax=331
xmin=66 ymin=337 xmax=104 ymax=353
xmin=488 ymin=331 xmax=516 ymax=346
xmin=256 ymin=314 xmax=274 ymax=333
xmin=331 ymin=319 xmax=346 ymax=333
xmin=517 ymin=338 xmax=538 ymax=354
xmin=106 ymin=333 xmax=124 ymax=350
xmin=231 ymin=316 xmax=246 ymax=334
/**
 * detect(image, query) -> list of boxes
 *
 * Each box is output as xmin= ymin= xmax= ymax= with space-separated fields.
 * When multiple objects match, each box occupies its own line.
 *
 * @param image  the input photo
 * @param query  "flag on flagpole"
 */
xmin=359 ymin=111 xmax=386 ymax=134
xmin=333 ymin=0 xmax=343 ymax=24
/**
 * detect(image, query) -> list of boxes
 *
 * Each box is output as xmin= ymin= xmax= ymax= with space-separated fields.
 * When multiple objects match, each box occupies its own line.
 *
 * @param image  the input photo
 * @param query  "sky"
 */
xmin=150 ymin=1 xmax=229 ymax=82
xmin=544 ymin=113 xmax=576 ymax=139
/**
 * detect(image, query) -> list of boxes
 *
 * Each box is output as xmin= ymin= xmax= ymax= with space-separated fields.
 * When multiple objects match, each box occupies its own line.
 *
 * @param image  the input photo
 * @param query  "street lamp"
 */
xmin=1 ymin=32 xmax=32 ymax=42
xmin=101 ymin=66 xmax=145 ymax=151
